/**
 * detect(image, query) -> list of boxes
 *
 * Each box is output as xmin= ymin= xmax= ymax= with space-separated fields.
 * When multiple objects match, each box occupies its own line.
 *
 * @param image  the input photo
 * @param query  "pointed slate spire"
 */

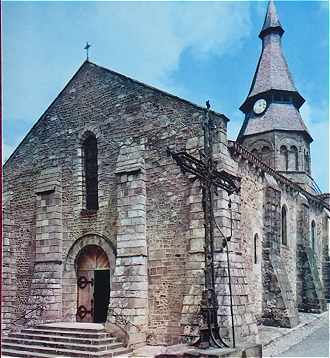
xmin=240 ymin=0 xmax=305 ymax=113
xmin=259 ymin=0 xmax=284 ymax=38
xmin=238 ymin=0 xmax=312 ymax=143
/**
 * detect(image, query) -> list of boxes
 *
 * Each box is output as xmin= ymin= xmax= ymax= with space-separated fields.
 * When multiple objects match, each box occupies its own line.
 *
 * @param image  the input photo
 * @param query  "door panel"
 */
xmin=76 ymin=245 xmax=111 ymax=323
xmin=76 ymin=270 xmax=94 ymax=322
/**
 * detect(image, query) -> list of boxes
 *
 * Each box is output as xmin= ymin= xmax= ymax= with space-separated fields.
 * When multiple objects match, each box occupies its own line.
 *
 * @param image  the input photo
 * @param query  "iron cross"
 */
xmin=167 ymin=101 xmax=240 ymax=349
xmin=84 ymin=42 xmax=91 ymax=61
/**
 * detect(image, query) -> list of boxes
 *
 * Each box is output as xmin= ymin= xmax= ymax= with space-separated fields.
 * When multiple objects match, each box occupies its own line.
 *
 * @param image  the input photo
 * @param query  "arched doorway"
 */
xmin=76 ymin=245 xmax=110 ymax=323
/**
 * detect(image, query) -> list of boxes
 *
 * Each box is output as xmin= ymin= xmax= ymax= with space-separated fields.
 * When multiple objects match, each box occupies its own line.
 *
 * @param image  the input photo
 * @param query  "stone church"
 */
xmin=2 ymin=0 xmax=329 ymax=353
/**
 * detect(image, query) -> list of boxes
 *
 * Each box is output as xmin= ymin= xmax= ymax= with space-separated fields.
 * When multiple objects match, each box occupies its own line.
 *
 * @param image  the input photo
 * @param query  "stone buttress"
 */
xmin=262 ymin=185 xmax=299 ymax=327
xmin=27 ymin=167 xmax=64 ymax=324
xmin=296 ymin=199 xmax=326 ymax=313
xmin=109 ymin=140 xmax=148 ymax=347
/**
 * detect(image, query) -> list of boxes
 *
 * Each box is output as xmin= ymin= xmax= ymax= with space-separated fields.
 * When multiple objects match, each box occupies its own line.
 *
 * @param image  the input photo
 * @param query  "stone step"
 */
xmin=7 ymin=332 xmax=118 ymax=345
xmin=1 ymin=343 xmax=131 ymax=357
xmin=35 ymin=323 xmax=105 ymax=333
xmin=20 ymin=328 xmax=109 ymax=339
xmin=2 ymin=337 xmax=123 ymax=352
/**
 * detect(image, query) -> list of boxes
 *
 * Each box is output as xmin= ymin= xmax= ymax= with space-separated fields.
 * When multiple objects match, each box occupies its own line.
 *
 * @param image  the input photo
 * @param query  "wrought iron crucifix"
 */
xmin=167 ymin=101 xmax=240 ymax=349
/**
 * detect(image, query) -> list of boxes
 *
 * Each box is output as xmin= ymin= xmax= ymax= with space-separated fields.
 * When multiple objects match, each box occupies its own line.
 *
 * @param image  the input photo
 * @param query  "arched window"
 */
xmin=254 ymin=234 xmax=258 ymax=264
xmin=280 ymin=146 xmax=288 ymax=171
xmin=281 ymin=205 xmax=287 ymax=246
xmin=289 ymin=146 xmax=298 ymax=171
xmin=304 ymin=150 xmax=310 ymax=173
xmin=262 ymin=146 xmax=271 ymax=166
xmin=311 ymin=220 xmax=316 ymax=251
xmin=83 ymin=134 xmax=98 ymax=210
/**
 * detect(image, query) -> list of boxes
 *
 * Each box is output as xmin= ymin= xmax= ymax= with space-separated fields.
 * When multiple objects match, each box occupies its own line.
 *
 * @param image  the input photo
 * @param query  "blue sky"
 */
xmin=3 ymin=1 xmax=329 ymax=191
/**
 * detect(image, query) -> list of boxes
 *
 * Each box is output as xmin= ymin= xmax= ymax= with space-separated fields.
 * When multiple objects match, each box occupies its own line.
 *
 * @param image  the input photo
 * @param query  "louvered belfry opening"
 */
xmin=83 ymin=135 xmax=98 ymax=210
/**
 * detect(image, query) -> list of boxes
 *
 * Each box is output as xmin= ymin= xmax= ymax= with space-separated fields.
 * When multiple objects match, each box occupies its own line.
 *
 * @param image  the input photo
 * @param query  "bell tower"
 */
xmin=237 ymin=1 xmax=315 ymax=192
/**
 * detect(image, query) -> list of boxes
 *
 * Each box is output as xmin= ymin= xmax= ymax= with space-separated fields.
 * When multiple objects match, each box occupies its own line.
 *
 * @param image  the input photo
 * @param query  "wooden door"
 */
xmin=76 ymin=245 xmax=110 ymax=322
xmin=76 ymin=270 xmax=94 ymax=322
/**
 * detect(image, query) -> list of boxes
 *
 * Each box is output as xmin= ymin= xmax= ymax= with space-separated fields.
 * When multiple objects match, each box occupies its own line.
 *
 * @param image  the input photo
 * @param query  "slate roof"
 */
xmin=238 ymin=1 xmax=311 ymax=142
xmin=240 ymin=0 xmax=305 ymax=111
xmin=259 ymin=0 xmax=284 ymax=38
xmin=237 ymin=102 xmax=312 ymax=141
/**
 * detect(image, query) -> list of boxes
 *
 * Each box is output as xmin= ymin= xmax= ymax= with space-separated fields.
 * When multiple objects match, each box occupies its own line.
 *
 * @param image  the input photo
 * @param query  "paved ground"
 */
xmin=262 ymin=310 xmax=329 ymax=357
xmin=279 ymin=320 xmax=329 ymax=357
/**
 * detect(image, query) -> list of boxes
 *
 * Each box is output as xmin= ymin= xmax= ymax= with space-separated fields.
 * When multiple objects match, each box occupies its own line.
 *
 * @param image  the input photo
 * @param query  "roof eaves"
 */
xmin=228 ymin=140 xmax=327 ymax=209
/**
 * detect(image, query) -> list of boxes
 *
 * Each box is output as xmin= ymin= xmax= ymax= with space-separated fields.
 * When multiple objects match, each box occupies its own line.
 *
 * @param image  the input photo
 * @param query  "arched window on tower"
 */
xmin=254 ymin=233 xmax=258 ymax=264
xmin=289 ymin=145 xmax=299 ymax=171
xmin=83 ymin=134 xmax=98 ymax=210
xmin=311 ymin=220 xmax=316 ymax=251
xmin=280 ymin=146 xmax=288 ymax=171
xmin=281 ymin=205 xmax=287 ymax=246
xmin=261 ymin=146 xmax=271 ymax=166
xmin=304 ymin=150 xmax=310 ymax=173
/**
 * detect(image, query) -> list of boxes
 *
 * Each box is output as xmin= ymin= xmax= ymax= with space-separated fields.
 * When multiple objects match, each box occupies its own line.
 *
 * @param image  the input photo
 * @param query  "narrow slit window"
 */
xmin=254 ymin=234 xmax=258 ymax=264
xmin=311 ymin=221 xmax=316 ymax=251
xmin=281 ymin=205 xmax=287 ymax=246
xmin=83 ymin=135 xmax=98 ymax=210
xmin=280 ymin=146 xmax=288 ymax=171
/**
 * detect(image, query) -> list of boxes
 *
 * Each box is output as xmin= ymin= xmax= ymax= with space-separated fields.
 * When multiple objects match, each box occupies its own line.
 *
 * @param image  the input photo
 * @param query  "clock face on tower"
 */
xmin=253 ymin=98 xmax=267 ymax=115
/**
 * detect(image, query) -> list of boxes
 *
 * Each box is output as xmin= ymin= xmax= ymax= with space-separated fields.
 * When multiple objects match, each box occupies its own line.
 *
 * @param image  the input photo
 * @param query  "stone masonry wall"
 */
xmin=279 ymin=186 xmax=299 ymax=303
xmin=26 ymin=167 xmax=63 ymax=324
xmin=109 ymin=141 xmax=148 ymax=347
xmin=262 ymin=186 xmax=299 ymax=328
xmin=4 ymin=61 xmax=248 ymax=346
xmin=296 ymin=199 xmax=327 ymax=313
xmin=237 ymin=162 xmax=264 ymax=321
xmin=2 ymin=207 xmax=17 ymax=331
xmin=322 ymin=215 xmax=330 ymax=302
xmin=2 ymin=166 xmax=37 ymax=324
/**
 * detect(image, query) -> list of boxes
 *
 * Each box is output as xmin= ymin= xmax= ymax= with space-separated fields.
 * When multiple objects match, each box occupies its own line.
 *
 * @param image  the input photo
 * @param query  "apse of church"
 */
xmin=2 ymin=0 xmax=329 ymax=351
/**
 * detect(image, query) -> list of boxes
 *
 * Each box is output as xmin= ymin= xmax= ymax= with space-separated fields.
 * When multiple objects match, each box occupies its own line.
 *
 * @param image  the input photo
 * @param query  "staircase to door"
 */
xmin=1 ymin=322 xmax=132 ymax=357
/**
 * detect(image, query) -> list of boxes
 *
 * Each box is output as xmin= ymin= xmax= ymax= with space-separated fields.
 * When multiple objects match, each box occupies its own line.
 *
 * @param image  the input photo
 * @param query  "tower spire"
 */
xmin=259 ymin=0 xmax=284 ymax=39
xmin=236 ymin=1 xmax=315 ymax=191
xmin=239 ymin=0 xmax=305 ymax=114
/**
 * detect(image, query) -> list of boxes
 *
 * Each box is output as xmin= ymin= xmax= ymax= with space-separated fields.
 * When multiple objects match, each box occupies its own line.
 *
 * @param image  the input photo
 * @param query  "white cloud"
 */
xmin=93 ymin=2 xmax=251 ymax=87
xmin=4 ymin=1 xmax=252 ymax=128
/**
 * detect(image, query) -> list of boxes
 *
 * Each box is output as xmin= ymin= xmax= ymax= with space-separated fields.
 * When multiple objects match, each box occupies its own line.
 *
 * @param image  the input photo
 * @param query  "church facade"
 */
xmin=2 ymin=1 xmax=329 ymax=348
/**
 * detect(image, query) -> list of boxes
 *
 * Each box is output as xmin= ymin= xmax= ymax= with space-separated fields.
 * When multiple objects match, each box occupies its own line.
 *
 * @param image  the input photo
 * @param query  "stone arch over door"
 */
xmin=62 ymin=233 xmax=116 ymax=322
